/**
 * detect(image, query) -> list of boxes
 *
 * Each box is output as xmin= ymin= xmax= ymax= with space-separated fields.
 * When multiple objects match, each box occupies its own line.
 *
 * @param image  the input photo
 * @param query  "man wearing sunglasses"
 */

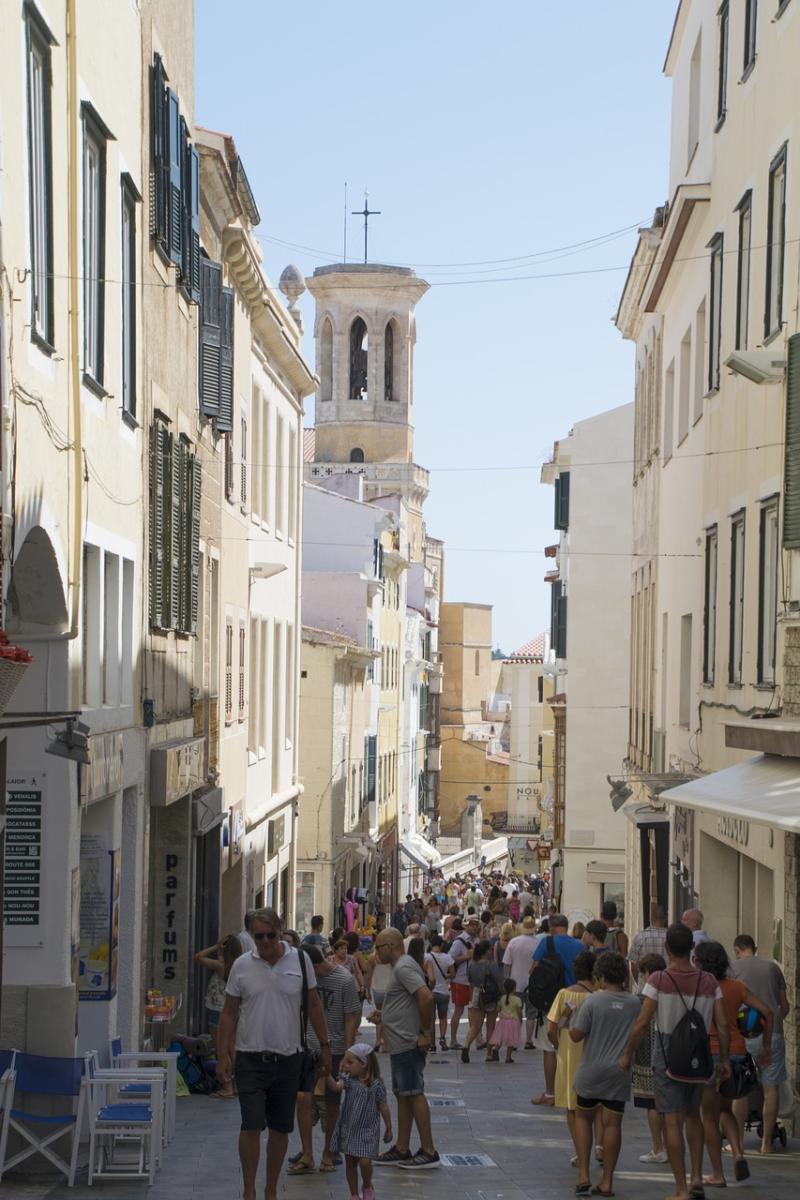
xmin=218 ymin=907 xmax=331 ymax=1200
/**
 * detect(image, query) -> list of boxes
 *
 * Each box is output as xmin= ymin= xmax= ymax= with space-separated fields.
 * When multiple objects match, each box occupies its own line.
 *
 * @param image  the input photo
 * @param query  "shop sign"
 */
xmin=161 ymin=851 xmax=180 ymax=981
xmin=150 ymin=737 xmax=205 ymax=807
xmin=268 ymin=814 xmax=286 ymax=857
xmin=3 ymin=772 xmax=44 ymax=942
xmin=78 ymin=835 xmax=121 ymax=1000
xmin=717 ymin=815 xmax=749 ymax=847
xmin=80 ymin=733 xmax=123 ymax=806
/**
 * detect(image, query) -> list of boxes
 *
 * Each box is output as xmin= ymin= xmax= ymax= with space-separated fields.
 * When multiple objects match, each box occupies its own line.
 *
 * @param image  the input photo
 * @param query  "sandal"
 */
xmin=209 ymin=1090 xmax=235 ymax=1099
xmin=591 ymin=1189 xmax=614 ymax=1197
xmin=287 ymin=1160 xmax=316 ymax=1175
xmin=575 ymin=1185 xmax=592 ymax=1196
xmin=319 ymin=1161 xmax=337 ymax=1173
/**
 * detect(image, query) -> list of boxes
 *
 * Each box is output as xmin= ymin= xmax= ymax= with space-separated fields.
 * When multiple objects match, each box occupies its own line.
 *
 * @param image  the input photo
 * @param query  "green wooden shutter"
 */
xmin=166 ymin=88 xmax=182 ymax=265
xmin=550 ymin=580 xmax=561 ymax=649
xmin=149 ymin=423 xmax=166 ymax=627
xmin=783 ymin=334 xmax=800 ymax=547
xmin=150 ymin=56 xmax=168 ymax=246
xmin=217 ymin=286 xmax=235 ymax=432
xmin=188 ymin=146 xmax=200 ymax=302
xmin=557 ymin=594 xmax=568 ymax=659
xmin=179 ymin=116 xmax=191 ymax=287
xmin=189 ymin=453 xmax=201 ymax=633
xmin=198 ymin=258 xmax=221 ymax=419
xmin=555 ymin=471 xmax=571 ymax=530
xmin=177 ymin=437 xmax=192 ymax=633
xmin=168 ymin=434 xmax=183 ymax=629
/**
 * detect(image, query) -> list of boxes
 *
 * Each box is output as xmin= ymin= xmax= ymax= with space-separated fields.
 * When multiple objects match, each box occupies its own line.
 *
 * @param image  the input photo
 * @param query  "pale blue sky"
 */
xmin=196 ymin=1 xmax=677 ymax=652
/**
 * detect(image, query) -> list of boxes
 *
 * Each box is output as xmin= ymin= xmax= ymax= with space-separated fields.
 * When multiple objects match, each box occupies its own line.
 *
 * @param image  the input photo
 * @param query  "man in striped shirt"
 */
xmin=629 ymin=904 xmax=668 ymax=982
xmin=619 ymin=922 xmax=730 ymax=1200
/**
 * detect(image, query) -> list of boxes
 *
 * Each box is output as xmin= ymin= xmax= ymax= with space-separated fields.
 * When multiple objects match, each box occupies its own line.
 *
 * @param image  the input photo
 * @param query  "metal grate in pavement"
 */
xmin=440 ymin=1153 xmax=497 ymax=1168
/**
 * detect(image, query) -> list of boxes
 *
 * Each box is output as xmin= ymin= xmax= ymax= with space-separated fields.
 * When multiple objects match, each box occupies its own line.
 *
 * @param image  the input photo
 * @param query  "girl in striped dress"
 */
xmin=328 ymin=1043 xmax=393 ymax=1200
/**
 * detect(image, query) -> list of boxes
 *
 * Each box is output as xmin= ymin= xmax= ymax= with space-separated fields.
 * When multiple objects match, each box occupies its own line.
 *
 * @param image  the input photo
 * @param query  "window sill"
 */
xmin=754 ymin=681 xmax=777 ymax=692
xmin=714 ymin=113 xmax=727 ymax=134
xmin=31 ymin=329 xmax=56 ymax=357
xmin=705 ymin=386 xmax=720 ymax=400
xmin=763 ymin=326 xmax=784 ymax=347
xmin=121 ymin=408 xmax=139 ymax=430
xmin=727 ymin=680 xmax=744 ymax=690
xmin=702 ymin=680 xmax=715 ymax=689
xmin=741 ymin=59 xmax=756 ymax=85
xmin=82 ymin=371 xmax=107 ymax=400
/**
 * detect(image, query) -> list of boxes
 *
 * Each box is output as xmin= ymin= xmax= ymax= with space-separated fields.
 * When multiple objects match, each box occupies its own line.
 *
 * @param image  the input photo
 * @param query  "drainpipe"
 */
xmin=65 ymin=0 xmax=83 ymax=688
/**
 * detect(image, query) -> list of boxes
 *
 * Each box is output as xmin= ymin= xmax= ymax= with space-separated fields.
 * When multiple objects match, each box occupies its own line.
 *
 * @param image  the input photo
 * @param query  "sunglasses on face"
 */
xmin=253 ymin=930 xmax=279 ymax=941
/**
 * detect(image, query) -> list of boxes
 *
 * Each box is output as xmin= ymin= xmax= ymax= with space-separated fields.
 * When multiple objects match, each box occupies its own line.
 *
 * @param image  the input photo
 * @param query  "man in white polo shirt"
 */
xmin=218 ymin=908 xmax=331 ymax=1200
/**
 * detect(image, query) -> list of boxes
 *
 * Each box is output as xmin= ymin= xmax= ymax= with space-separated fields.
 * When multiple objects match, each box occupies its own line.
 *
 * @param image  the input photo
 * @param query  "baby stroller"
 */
xmin=742 ymin=1080 xmax=788 ymax=1148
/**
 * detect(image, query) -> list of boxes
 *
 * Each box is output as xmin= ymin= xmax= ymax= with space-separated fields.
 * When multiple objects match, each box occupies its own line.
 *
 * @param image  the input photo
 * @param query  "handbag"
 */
xmin=718 ymin=1053 xmax=758 ymax=1100
xmin=297 ymin=949 xmax=319 ymax=1091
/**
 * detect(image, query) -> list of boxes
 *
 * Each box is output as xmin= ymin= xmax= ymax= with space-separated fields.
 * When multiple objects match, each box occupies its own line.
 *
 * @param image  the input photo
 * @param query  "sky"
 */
xmin=195 ymin=1 xmax=677 ymax=653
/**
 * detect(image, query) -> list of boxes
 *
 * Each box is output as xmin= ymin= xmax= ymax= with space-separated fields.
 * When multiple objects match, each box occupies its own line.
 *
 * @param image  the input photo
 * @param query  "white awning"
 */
xmin=400 ymin=832 xmax=441 ymax=870
xmin=586 ymin=860 xmax=625 ymax=885
xmin=661 ymin=754 xmax=800 ymax=833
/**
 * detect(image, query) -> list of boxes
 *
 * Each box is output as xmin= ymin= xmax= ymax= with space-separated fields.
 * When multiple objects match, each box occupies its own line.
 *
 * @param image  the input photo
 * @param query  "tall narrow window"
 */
xmin=687 ymin=34 xmax=702 ymax=166
xmin=272 ymin=622 xmax=283 ymax=791
xmin=82 ymin=107 xmax=108 ymax=387
xmin=703 ymin=526 xmax=718 ymax=684
xmin=678 ymin=330 xmax=691 ymax=444
xmin=384 ymin=320 xmax=399 ymax=401
xmin=350 ymin=447 xmax=365 ymax=463
xmin=729 ymin=511 xmax=746 ymax=684
xmin=121 ymin=179 xmax=137 ymax=419
xmin=765 ymin=147 xmax=787 ymax=340
xmin=735 ymin=191 xmax=752 ymax=350
xmin=743 ymin=0 xmax=758 ymax=75
xmin=225 ymin=617 xmax=234 ymax=724
xmin=238 ymin=623 xmax=246 ymax=721
xmin=241 ymin=415 xmax=248 ymax=510
xmin=708 ymin=235 xmax=724 ymax=392
xmin=679 ymin=615 xmax=693 ymax=728
xmin=554 ymin=472 xmax=570 ymax=530
xmin=693 ymin=300 xmax=706 ymax=423
xmin=717 ymin=3 xmax=729 ymax=122
xmin=285 ymin=622 xmax=295 ymax=744
xmin=349 ymin=317 xmax=368 ymax=398
xmin=758 ymin=499 xmax=779 ymax=684
xmin=25 ymin=7 xmax=54 ymax=349
xmin=288 ymin=424 xmax=297 ymax=541
xmin=276 ymin=412 xmax=286 ymax=535
xmin=663 ymin=360 xmax=675 ymax=462
xmin=320 ymin=317 xmax=333 ymax=402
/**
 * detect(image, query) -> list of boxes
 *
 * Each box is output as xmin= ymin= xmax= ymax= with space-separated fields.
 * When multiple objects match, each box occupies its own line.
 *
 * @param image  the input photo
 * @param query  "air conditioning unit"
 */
xmin=653 ymin=729 xmax=666 ymax=774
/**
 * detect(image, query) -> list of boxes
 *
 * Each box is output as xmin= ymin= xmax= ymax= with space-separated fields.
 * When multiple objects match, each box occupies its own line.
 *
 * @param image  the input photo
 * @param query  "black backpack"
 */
xmin=479 ymin=969 xmax=500 ymax=1009
xmin=657 ymin=971 xmax=714 ymax=1083
xmin=527 ymin=936 xmax=565 ymax=1015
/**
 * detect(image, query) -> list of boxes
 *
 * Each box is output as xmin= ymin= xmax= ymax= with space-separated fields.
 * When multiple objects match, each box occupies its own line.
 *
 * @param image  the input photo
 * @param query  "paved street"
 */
xmin=8 ymin=1018 xmax=800 ymax=1200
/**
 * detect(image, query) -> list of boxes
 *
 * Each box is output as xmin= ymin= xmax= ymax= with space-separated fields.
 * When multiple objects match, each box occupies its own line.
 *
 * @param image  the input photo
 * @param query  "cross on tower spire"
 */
xmin=352 ymin=191 xmax=381 ymax=264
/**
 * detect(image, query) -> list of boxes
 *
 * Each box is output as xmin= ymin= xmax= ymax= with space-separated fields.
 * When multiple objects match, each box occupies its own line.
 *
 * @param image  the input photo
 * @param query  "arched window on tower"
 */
xmin=384 ymin=321 xmax=395 ymax=401
xmin=320 ymin=318 xmax=333 ymax=402
xmin=350 ymin=447 xmax=365 ymax=463
xmin=349 ymin=317 xmax=368 ymax=399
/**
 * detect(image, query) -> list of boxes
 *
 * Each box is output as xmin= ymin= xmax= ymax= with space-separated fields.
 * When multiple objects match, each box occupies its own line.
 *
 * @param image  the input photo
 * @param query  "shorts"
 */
xmin=206 ymin=1009 xmax=221 ymax=1029
xmin=469 ymin=988 xmax=497 ymax=1012
xmin=433 ymin=992 xmax=450 ymax=1018
xmin=576 ymin=1095 xmax=625 ymax=1115
xmin=652 ymin=1048 xmax=703 ymax=1115
xmin=235 ymin=1050 xmax=303 ymax=1133
xmin=372 ymin=990 xmax=385 ymax=1008
xmin=450 ymin=982 xmax=471 ymax=1008
xmin=515 ymin=991 xmax=537 ymax=1020
xmin=747 ymin=1028 xmax=788 ymax=1087
xmin=390 ymin=1047 xmax=426 ymax=1097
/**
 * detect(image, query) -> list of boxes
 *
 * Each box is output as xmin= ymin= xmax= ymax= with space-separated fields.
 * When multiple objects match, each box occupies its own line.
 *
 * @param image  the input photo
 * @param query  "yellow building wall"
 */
xmin=315 ymin=422 xmax=412 ymax=464
xmin=439 ymin=733 xmax=508 ymax=835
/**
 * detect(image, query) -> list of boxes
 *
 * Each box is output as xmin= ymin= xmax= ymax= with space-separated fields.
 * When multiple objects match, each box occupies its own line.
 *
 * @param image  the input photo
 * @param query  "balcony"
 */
xmin=428 ymin=662 xmax=443 ymax=695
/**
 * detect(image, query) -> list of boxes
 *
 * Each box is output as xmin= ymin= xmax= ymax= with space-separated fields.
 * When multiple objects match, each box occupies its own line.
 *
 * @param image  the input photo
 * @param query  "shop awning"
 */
xmin=622 ymin=801 xmax=670 ymax=828
xmin=661 ymin=754 xmax=800 ymax=833
xmin=399 ymin=832 xmax=442 ymax=870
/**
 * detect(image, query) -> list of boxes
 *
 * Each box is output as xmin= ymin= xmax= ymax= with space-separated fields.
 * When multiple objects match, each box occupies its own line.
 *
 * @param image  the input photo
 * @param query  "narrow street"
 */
xmin=23 ymin=1020 xmax=799 ymax=1200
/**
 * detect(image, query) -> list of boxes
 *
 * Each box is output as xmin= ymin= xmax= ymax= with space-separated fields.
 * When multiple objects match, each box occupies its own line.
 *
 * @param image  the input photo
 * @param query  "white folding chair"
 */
xmin=0 ymin=1050 xmax=85 ymax=1187
xmin=86 ymin=1053 xmax=169 ymax=1152
xmin=84 ymin=1055 xmax=164 ymax=1185
xmin=109 ymin=1038 xmax=178 ymax=1142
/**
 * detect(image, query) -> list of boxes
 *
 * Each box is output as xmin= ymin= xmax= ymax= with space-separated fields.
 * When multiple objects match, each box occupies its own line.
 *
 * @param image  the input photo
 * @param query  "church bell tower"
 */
xmin=305 ymin=264 xmax=430 ymax=521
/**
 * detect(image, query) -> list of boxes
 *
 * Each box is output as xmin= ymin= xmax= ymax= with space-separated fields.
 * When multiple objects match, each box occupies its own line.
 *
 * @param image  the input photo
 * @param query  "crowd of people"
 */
xmin=193 ymin=870 xmax=793 ymax=1200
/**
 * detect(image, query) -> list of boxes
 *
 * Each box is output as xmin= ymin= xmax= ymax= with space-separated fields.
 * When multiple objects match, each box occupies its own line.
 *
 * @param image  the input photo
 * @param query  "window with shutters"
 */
xmin=199 ymin=257 xmax=234 ymax=429
xmin=150 ymin=55 xmax=200 ymax=298
xmin=708 ymin=234 xmax=724 ymax=392
xmin=25 ymin=5 xmax=55 ymax=351
xmin=180 ymin=124 xmax=200 ymax=302
xmin=224 ymin=618 xmax=234 ymax=725
xmin=758 ymin=498 xmax=779 ymax=685
xmin=149 ymin=418 xmax=201 ymax=634
xmin=664 ymin=359 xmax=675 ymax=462
xmin=82 ymin=105 xmax=108 ymax=389
xmin=121 ymin=178 xmax=137 ymax=420
xmin=550 ymin=580 xmax=567 ymax=659
xmin=150 ymin=55 xmax=169 ymax=253
xmin=765 ymin=146 xmax=787 ymax=340
xmin=729 ymin=511 xmax=746 ymax=684
xmin=241 ymin=416 xmax=248 ymax=511
xmin=783 ymin=335 xmax=800 ymax=548
xmin=693 ymin=301 xmax=706 ymax=423
xmin=743 ymin=0 xmax=757 ymax=76
xmin=288 ymin=423 xmax=297 ymax=541
xmin=703 ymin=526 xmax=718 ymax=684
xmin=238 ymin=622 xmax=246 ymax=721
xmin=716 ymin=2 xmax=729 ymax=125
xmin=225 ymin=432 xmax=234 ymax=502
xmin=687 ymin=34 xmax=701 ymax=167
xmin=736 ymin=192 xmax=752 ymax=350
xmin=554 ymin=472 xmax=570 ymax=530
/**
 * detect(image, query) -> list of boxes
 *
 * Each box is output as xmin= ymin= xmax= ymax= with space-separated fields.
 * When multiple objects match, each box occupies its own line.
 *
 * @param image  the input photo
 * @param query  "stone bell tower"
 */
xmin=305 ymin=264 xmax=431 ymax=525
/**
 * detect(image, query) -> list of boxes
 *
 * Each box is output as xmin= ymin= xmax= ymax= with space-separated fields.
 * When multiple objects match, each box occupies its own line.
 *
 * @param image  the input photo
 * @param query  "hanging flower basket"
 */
xmin=0 ymin=632 xmax=33 ymax=717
